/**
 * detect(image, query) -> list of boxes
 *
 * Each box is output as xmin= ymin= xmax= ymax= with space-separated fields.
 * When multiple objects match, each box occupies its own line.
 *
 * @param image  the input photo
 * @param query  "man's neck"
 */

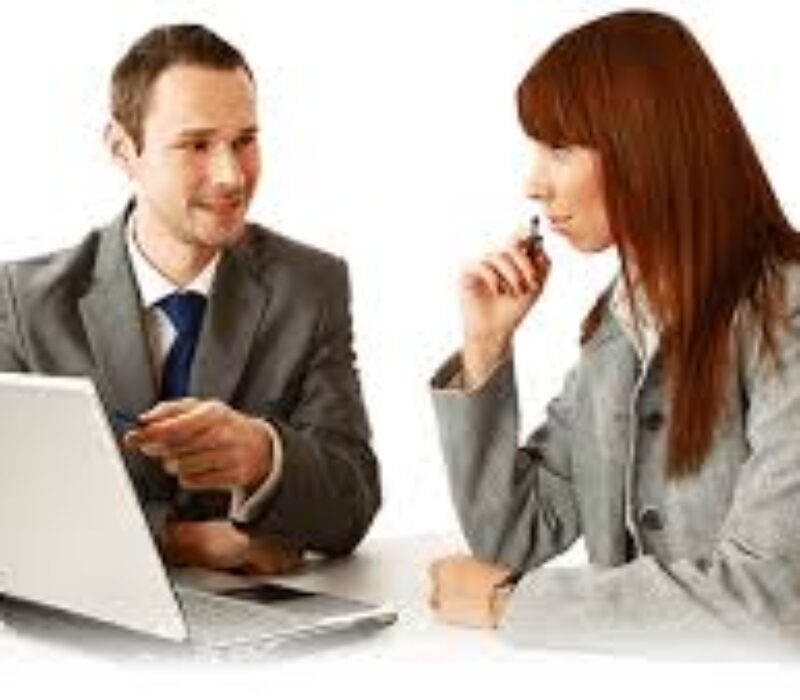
xmin=133 ymin=216 xmax=217 ymax=287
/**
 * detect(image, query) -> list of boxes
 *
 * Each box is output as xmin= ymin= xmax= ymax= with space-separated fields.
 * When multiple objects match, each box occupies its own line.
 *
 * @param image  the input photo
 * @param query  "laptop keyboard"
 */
xmin=175 ymin=586 xmax=307 ymax=647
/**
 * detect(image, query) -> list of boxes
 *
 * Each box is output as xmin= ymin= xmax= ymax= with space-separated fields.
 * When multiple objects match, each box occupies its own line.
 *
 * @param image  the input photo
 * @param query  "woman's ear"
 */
xmin=104 ymin=120 xmax=138 ymax=176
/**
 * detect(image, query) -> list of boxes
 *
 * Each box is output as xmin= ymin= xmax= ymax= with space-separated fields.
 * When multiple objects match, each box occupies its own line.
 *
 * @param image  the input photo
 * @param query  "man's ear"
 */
xmin=104 ymin=120 xmax=138 ymax=176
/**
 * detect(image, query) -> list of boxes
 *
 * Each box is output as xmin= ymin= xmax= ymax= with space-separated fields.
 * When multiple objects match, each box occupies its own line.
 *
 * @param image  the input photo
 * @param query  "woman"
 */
xmin=428 ymin=9 xmax=800 ymax=651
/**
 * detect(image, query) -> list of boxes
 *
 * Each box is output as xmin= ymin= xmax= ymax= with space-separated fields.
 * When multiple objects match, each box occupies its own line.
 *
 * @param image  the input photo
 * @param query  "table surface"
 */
xmin=175 ymin=531 xmax=516 ymax=661
xmin=0 ymin=532 xmax=525 ymax=663
xmin=2 ymin=532 xmax=798 ymax=696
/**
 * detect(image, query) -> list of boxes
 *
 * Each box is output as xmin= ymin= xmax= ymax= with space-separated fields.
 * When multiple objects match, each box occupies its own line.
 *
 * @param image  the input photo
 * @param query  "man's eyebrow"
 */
xmin=173 ymin=128 xmax=215 ymax=140
xmin=173 ymin=126 xmax=259 ymax=140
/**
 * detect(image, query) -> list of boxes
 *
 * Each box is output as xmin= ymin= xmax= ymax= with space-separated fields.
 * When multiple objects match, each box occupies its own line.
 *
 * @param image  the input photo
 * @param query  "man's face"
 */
xmin=122 ymin=65 xmax=260 ymax=250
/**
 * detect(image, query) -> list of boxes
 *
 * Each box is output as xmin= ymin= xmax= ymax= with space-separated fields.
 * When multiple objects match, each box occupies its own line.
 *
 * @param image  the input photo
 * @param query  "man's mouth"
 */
xmin=197 ymin=198 xmax=245 ymax=215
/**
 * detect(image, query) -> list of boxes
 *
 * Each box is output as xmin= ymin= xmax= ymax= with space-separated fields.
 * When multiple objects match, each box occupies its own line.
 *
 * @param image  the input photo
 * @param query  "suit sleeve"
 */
xmin=430 ymin=353 xmax=581 ymax=571
xmin=0 ymin=265 xmax=26 ymax=371
xmin=499 ymin=312 xmax=800 ymax=653
xmin=242 ymin=260 xmax=380 ymax=556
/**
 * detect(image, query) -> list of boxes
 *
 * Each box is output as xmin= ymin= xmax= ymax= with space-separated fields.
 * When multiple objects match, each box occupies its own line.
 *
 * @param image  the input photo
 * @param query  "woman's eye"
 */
xmin=551 ymin=145 xmax=572 ymax=160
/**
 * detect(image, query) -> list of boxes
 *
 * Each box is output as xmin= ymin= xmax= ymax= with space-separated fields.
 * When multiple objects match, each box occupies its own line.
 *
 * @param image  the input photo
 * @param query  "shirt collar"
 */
xmin=608 ymin=275 xmax=660 ymax=362
xmin=125 ymin=215 xmax=220 ymax=308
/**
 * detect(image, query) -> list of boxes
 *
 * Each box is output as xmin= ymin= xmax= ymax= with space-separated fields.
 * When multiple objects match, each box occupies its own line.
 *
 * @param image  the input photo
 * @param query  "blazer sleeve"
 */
xmin=0 ymin=264 xmax=26 ymax=371
xmin=499 ymin=308 xmax=800 ymax=653
xmin=242 ymin=260 xmax=381 ymax=556
xmin=430 ymin=353 xmax=581 ymax=571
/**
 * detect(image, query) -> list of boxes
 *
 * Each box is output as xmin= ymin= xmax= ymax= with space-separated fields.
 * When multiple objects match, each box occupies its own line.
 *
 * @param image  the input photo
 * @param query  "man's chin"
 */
xmin=191 ymin=216 xmax=248 ymax=248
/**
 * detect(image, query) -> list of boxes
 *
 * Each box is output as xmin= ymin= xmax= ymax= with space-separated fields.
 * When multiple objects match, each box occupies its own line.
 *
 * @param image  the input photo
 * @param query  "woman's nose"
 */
xmin=525 ymin=158 xmax=553 ymax=202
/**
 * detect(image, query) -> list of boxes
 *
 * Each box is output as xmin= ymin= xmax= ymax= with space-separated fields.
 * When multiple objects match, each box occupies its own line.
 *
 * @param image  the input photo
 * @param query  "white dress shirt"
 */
xmin=608 ymin=276 xmax=660 ymax=363
xmin=125 ymin=227 xmax=283 ymax=523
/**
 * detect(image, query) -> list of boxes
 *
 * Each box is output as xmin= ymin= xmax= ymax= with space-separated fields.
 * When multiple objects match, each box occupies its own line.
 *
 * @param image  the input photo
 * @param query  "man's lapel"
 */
xmin=191 ymin=237 xmax=272 ymax=403
xmin=78 ymin=211 xmax=158 ymax=416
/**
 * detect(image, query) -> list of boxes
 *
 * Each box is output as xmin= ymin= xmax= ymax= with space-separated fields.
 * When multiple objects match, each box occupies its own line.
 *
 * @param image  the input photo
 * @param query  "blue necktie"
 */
xmin=158 ymin=292 xmax=229 ymax=520
xmin=158 ymin=291 xmax=207 ymax=400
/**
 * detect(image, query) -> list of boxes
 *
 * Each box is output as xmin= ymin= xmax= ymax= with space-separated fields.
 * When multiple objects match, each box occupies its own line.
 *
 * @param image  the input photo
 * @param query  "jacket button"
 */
xmin=642 ymin=411 xmax=664 ymax=431
xmin=639 ymin=507 xmax=665 ymax=531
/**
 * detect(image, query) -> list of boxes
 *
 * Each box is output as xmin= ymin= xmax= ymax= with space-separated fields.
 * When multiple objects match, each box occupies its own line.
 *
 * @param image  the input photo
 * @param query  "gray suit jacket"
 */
xmin=431 ymin=267 xmax=800 ymax=652
xmin=0 ymin=206 xmax=380 ymax=556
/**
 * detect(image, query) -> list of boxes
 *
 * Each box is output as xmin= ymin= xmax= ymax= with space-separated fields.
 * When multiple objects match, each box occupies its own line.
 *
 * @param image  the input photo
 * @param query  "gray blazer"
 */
xmin=0 ymin=206 xmax=380 ymax=556
xmin=432 ymin=268 xmax=800 ymax=652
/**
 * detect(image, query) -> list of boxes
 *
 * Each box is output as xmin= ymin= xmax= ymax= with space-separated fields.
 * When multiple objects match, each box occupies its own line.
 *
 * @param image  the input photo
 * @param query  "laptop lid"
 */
xmin=0 ymin=372 xmax=187 ymax=642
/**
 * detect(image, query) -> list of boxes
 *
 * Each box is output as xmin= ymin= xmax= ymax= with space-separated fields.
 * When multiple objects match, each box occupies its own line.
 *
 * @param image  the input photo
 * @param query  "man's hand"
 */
xmin=162 ymin=520 xmax=305 ymax=575
xmin=243 ymin=535 xmax=305 ymax=575
xmin=162 ymin=520 xmax=250 ymax=570
xmin=428 ymin=553 xmax=513 ymax=629
xmin=124 ymin=398 xmax=273 ymax=493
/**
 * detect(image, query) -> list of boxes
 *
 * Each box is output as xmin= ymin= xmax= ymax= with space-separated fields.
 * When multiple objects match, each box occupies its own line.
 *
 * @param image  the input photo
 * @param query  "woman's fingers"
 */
xmin=464 ymin=241 xmax=547 ymax=298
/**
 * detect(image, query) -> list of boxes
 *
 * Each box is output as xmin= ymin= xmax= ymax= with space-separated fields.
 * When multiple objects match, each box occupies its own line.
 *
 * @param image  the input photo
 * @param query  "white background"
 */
xmin=1 ymin=0 xmax=799 ymax=693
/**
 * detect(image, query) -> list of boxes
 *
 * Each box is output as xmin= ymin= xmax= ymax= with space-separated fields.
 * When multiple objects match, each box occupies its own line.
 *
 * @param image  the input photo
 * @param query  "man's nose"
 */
xmin=208 ymin=145 xmax=244 ymax=190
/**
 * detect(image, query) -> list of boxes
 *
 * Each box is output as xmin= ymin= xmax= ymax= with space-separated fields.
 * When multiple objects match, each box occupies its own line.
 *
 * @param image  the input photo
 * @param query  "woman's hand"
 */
xmin=460 ymin=232 xmax=550 ymax=388
xmin=428 ymin=553 xmax=513 ymax=629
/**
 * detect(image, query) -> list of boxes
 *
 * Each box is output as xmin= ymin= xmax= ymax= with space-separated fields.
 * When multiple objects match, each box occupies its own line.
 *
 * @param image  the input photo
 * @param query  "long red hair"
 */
xmin=517 ymin=10 xmax=800 ymax=477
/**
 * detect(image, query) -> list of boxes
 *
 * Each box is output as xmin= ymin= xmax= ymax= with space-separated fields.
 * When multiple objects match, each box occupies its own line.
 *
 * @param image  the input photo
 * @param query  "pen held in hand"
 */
xmin=524 ymin=215 xmax=544 ymax=256
xmin=113 ymin=409 xmax=145 ymax=432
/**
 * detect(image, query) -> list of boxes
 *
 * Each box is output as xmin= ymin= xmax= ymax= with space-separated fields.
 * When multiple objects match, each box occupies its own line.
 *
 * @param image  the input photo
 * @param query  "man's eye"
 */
xmin=233 ymin=134 xmax=257 ymax=150
xmin=180 ymin=141 xmax=210 ymax=153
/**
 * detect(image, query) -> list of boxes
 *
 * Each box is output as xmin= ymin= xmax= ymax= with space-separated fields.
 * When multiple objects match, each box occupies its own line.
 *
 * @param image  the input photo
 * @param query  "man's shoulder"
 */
xmin=0 ymin=228 xmax=107 ymax=301
xmin=243 ymin=223 xmax=342 ymax=263
xmin=235 ymin=223 xmax=347 ymax=283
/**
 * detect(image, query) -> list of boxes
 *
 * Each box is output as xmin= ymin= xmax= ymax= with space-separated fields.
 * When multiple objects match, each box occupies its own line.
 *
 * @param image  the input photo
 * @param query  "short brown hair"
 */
xmin=517 ymin=10 xmax=800 ymax=477
xmin=111 ymin=23 xmax=253 ymax=150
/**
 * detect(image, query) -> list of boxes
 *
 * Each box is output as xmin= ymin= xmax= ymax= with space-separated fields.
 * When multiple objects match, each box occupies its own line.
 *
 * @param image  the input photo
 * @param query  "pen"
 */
xmin=525 ymin=215 xmax=544 ymax=256
xmin=112 ymin=409 xmax=144 ymax=431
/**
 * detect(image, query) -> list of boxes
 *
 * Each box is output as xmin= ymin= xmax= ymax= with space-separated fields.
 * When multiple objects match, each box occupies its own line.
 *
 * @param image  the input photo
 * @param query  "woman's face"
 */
xmin=526 ymin=139 xmax=613 ymax=253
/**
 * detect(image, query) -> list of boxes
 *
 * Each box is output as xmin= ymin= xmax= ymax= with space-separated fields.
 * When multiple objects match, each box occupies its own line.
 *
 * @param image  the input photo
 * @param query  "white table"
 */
xmin=0 ymin=533 xmax=510 ymax=661
xmin=1 ymin=534 xmax=797 ymax=697
xmin=173 ymin=531 xmax=515 ymax=662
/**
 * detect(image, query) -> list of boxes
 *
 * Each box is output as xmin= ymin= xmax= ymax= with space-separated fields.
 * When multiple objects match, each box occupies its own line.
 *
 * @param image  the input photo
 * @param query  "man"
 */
xmin=0 ymin=24 xmax=380 ymax=572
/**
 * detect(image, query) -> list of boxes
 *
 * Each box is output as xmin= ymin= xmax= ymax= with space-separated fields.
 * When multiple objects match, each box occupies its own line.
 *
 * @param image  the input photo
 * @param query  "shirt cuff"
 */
xmin=229 ymin=419 xmax=284 ymax=523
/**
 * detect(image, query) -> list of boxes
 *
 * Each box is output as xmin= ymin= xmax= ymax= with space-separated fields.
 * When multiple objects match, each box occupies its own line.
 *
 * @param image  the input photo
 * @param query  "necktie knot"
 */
xmin=157 ymin=291 xmax=207 ymax=340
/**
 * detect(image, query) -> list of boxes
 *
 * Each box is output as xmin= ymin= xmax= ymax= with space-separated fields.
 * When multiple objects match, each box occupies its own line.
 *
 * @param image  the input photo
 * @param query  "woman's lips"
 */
xmin=548 ymin=215 xmax=572 ymax=229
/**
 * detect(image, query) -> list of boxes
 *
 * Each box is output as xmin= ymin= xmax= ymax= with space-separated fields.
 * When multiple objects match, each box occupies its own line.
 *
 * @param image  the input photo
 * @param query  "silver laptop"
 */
xmin=0 ymin=372 xmax=396 ymax=652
